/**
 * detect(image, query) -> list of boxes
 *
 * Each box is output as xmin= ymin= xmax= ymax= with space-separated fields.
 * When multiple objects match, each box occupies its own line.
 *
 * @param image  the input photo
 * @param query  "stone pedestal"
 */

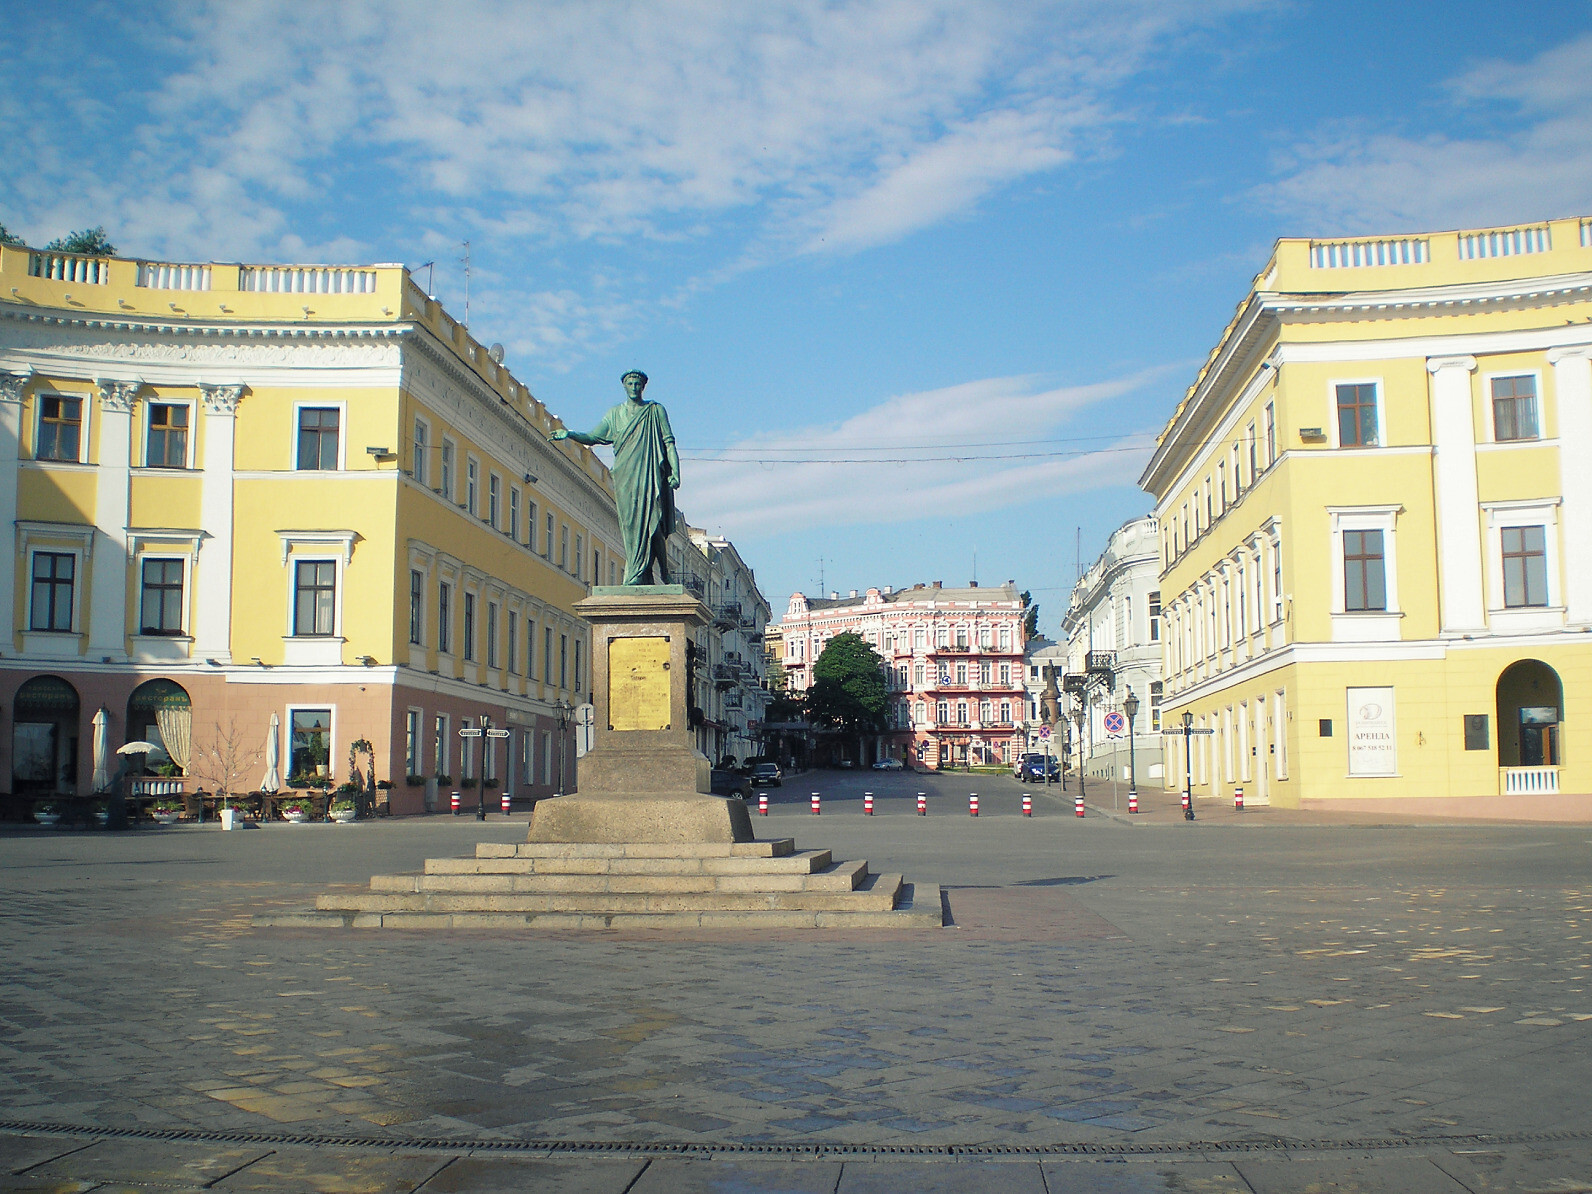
xmin=526 ymin=586 xmax=754 ymax=844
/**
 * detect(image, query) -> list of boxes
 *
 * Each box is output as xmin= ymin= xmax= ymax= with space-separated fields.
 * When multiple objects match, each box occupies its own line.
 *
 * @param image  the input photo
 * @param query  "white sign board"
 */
xmin=575 ymin=703 xmax=596 ymax=758
xmin=1346 ymin=687 xmax=1397 ymax=776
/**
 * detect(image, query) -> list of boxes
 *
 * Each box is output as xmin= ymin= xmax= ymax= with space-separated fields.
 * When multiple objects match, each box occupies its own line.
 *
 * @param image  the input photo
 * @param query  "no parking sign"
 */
xmin=1103 ymin=710 xmax=1126 ymax=735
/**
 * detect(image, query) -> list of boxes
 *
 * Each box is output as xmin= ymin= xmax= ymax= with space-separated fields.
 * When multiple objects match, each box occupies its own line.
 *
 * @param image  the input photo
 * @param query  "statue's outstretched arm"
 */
xmin=551 ymin=429 xmax=609 ymax=446
xmin=658 ymin=407 xmax=681 ymax=489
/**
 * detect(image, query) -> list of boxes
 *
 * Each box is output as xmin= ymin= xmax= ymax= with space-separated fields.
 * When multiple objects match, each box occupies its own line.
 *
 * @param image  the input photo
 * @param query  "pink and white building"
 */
xmin=780 ymin=582 xmax=1027 ymax=769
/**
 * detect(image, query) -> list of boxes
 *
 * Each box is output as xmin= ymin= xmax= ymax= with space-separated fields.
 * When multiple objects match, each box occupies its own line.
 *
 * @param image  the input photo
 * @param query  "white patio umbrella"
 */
xmin=117 ymin=741 xmax=161 ymax=755
xmin=91 ymin=708 xmax=110 ymax=792
xmin=262 ymin=712 xmax=281 ymax=793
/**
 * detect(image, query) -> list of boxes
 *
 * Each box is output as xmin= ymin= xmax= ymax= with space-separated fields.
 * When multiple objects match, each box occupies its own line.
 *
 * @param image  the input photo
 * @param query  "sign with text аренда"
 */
xmin=1347 ymin=686 xmax=1397 ymax=777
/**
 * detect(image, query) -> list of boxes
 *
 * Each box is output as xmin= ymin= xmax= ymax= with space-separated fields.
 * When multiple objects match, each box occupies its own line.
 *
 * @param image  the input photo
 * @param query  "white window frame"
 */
xmin=291 ymin=400 xmax=347 ymax=472
xmin=508 ymin=486 xmax=520 ymax=541
xmin=285 ymin=703 xmax=337 ymax=787
xmin=1328 ymin=506 xmax=1402 ymax=641
xmin=405 ymin=707 xmax=423 ymax=777
xmin=33 ymin=388 xmax=92 ymax=465
xmin=142 ymin=398 xmax=195 ymax=469
xmin=136 ymin=552 xmax=190 ymax=638
xmin=439 ymin=437 xmax=456 ymax=500
xmin=465 ymin=456 xmax=479 ymax=515
xmin=1329 ymin=377 xmax=1383 ymax=450
xmin=26 ymin=545 xmax=85 ymax=636
xmin=1484 ymin=368 xmax=1544 ymax=444
xmin=411 ymin=416 xmax=430 ymax=487
xmin=1484 ymin=499 xmax=1563 ymax=632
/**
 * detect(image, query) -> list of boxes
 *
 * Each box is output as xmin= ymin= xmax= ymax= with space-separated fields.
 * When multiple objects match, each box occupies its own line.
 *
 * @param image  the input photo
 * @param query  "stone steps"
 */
xmin=423 ymin=847 xmax=834 ymax=877
xmin=377 ymin=858 xmax=867 ymax=895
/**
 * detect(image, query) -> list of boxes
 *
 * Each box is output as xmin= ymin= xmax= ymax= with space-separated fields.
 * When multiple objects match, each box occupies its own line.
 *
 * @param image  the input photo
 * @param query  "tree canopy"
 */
xmin=807 ymin=632 xmax=889 ymax=736
xmin=1021 ymin=590 xmax=1040 ymax=641
xmin=0 ymin=223 xmax=23 ymax=248
xmin=43 ymin=226 xmax=116 ymax=256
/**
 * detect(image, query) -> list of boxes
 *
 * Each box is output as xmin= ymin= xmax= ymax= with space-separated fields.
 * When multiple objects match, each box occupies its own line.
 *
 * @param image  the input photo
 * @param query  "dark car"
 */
xmin=1019 ymin=755 xmax=1060 ymax=783
xmin=711 ymin=768 xmax=753 ymax=800
xmin=750 ymin=763 xmax=783 ymax=788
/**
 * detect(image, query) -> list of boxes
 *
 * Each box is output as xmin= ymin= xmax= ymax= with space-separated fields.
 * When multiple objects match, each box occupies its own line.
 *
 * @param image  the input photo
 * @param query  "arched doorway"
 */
xmin=1496 ymin=660 xmax=1562 ymax=767
xmin=126 ymin=679 xmax=192 ymax=777
xmin=13 ymin=676 xmax=80 ymax=796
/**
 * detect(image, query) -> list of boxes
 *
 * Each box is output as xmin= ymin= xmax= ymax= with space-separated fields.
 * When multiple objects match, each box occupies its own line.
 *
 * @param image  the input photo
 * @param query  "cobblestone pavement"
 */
xmin=2 ymin=769 xmax=1591 ymax=1190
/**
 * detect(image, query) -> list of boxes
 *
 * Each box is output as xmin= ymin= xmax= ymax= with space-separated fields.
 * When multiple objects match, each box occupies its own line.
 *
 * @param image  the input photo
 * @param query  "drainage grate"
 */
xmin=1 ymin=1120 xmax=1589 ymax=1159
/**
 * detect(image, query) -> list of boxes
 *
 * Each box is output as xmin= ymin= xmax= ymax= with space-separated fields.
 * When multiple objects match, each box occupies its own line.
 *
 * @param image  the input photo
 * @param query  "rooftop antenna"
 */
xmin=816 ymin=557 xmax=826 ymax=597
xmin=460 ymin=240 xmax=471 ymax=327
xmin=972 ymin=547 xmax=977 ymax=585
xmin=417 ymin=261 xmax=435 ymax=297
xmin=1076 ymin=527 xmax=1082 ymax=582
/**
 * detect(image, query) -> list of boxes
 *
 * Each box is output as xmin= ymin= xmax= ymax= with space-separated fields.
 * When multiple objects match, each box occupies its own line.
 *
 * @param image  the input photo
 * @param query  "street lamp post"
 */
xmin=476 ymin=714 xmax=491 ymax=821
xmin=555 ymin=700 xmax=572 ymax=796
xmin=1123 ymin=688 xmax=1139 ymax=802
xmin=1072 ymin=702 xmax=1087 ymax=801
xmin=1181 ymin=710 xmax=1196 ymax=821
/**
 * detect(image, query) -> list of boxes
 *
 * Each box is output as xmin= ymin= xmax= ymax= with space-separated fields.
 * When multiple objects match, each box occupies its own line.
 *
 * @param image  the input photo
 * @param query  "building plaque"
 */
xmin=609 ymin=636 xmax=670 ymax=731
xmin=1346 ymin=686 xmax=1397 ymax=776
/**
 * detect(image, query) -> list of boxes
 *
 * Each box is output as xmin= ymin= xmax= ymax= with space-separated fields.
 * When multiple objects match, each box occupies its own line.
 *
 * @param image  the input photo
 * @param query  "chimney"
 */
xmin=969 ymin=580 xmax=978 ymax=587
xmin=932 ymin=580 xmax=942 ymax=589
xmin=849 ymin=589 xmax=858 ymax=598
xmin=883 ymin=585 xmax=893 ymax=594
xmin=829 ymin=592 xmax=838 ymax=600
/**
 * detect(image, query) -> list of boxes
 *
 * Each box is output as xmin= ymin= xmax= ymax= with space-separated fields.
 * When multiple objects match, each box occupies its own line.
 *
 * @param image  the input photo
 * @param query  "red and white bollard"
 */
xmin=450 ymin=790 xmax=460 ymax=815
xmin=916 ymin=792 xmax=927 ymax=816
xmin=1181 ymin=790 xmax=1191 ymax=812
xmin=1075 ymin=793 xmax=1085 ymax=817
xmin=864 ymin=791 xmax=874 ymax=815
xmin=1022 ymin=793 xmax=1032 ymax=817
xmin=501 ymin=791 xmax=511 ymax=816
xmin=1234 ymin=786 xmax=1244 ymax=812
xmin=758 ymin=792 xmax=769 ymax=816
xmin=1128 ymin=790 xmax=1139 ymax=814
xmin=969 ymin=793 xmax=979 ymax=817
xmin=811 ymin=791 xmax=821 ymax=815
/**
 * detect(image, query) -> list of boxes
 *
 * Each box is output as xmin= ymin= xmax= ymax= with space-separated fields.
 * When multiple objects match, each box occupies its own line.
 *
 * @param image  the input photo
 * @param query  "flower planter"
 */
xmin=152 ymin=812 xmax=181 ymax=825
xmin=34 ymin=811 xmax=61 ymax=827
xmin=283 ymin=811 xmax=310 ymax=824
xmin=219 ymin=808 xmax=238 ymax=831
xmin=331 ymin=809 xmax=356 ymax=823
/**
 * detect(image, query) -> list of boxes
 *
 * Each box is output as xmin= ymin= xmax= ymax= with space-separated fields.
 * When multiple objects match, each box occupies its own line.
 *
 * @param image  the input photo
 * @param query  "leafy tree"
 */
xmin=44 ymin=226 xmax=116 ymax=256
xmin=0 ymin=223 xmax=24 ymax=247
xmin=808 ymin=632 xmax=889 ymax=748
xmin=765 ymin=655 xmax=787 ymax=693
xmin=1021 ymin=590 xmax=1040 ymax=641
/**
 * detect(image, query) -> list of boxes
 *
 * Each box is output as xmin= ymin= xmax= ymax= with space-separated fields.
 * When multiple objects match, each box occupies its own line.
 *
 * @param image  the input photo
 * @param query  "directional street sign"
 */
xmin=1103 ymin=711 xmax=1126 ymax=735
xmin=458 ymin=727 xmax=483 ymax=738
xmin=485 ymin=729 xmax=511 ymax=738
xmin=575 ymin=702 xmax=596 ymax=758
xmin=1165 ymin=727 xmax=1216 ymax=736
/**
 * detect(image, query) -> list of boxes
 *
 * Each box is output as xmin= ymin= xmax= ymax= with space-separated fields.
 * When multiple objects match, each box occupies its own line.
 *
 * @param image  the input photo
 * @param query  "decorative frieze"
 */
xmin=95 ymin=379 xmax=143 ymax=412
xmin=0 ymin=369 xmax=31 ymax=404
xmin=198 ymin=383 xmax=245 ymax=415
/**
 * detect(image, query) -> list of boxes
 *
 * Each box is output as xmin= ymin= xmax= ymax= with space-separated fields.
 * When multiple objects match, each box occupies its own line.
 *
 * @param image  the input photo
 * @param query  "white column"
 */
xmin=1549 ymin=347 xmax=1592 ymax=626
xmin=1427 ymin=356 xmax=1485 ymax=634
xmin=90 ymin=380 xmax=139 ymax=661
xmin=194 ymin=385 xmax=243 ymax=662
xmin=0 ymin=372 xmax=28 ymax=646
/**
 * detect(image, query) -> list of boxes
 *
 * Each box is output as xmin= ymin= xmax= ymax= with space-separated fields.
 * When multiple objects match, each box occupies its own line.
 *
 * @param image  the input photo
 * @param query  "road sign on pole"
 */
xmin=458 ymin=727 xmax=483 ymax=738
xmin=485 ymin=729 xmax=510 ymax=738
xmin=575 ymin=702 xmax=595 ymax=758
xmin=1103 ymin=711 xmax=1126 ymax=735
xmin=1038 ymin=725 xmax=1051 ymax=740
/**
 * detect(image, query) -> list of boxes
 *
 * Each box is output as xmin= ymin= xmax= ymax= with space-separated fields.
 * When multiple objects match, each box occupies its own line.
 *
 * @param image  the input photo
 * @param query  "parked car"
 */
xmin=711 ymin=768 xmax=753 ymax=800
xmin=1019 ymin=755 xmax=1060 ymax=783
xmin=871 ymin=758 xmax=904 ymax=771
xmin=750 ymin=763 xmax=783 ymax=788
xmin=1012 ymin=752 xmax=1043 ymax=779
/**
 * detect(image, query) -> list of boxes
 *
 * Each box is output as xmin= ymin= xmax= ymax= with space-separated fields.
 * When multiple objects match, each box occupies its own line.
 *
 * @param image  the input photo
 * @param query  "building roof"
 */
xmin=784 ymin=581 xmax=1022 ymax=621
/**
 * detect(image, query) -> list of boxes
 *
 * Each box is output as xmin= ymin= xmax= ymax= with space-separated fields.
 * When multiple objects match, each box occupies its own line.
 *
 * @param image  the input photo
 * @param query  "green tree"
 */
xmin=1021 ymin=590 xmax=1040 ymax=641
xmin=808 ymin=632 xmax=889 ymax=751
xmin=0 ymin=223 xmax=24 ymax=247
xmin=44 ymin=226 xmax=116 ymax=256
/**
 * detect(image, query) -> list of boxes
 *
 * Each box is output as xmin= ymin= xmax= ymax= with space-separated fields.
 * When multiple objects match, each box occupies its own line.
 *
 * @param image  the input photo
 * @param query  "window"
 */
xmin=30 ymin=552 xmax=75 ymax=631
xmin=438 ymin=582 xmax=452 ymax=654
xmin=1272 ymin=540 xmax=1283 ymax=622
xmin=509 ymin=488 xmax=520 ymax=540
xmin=609 ymin=560 xmax=616 ymax=586
xmin=434 ymin=714 xmax=448 ymax=776
xmin=1492 ymin=375 xmax=1539 ymax=442
xmin=999 ymin=663 xmax=1010 ymax=685
xmin=560 ymin=524 xmax=569 ymax=570
xmin=575 ymin=534 xmax=584 ymax=580
xmin=1343 ymin=529 xmax=1387 ymax=611
xmin=293 ymin=560 xmax=336 ymax=635
xmin=139 ymin=559 xmax=184 ymax=635
xmin=913 ymin=663 xmax=924 ymax=686
xmin=37 ymin=395 xmax=82 ymax=462
xmin=545 ymin=513 xmax=554 ymax=559
xmin=999 ymin=700 xmax=1010 ymax=723
xmin=1245 ymin=424 xmax=1257 ymax=485
xmin=955 ymin=663 xmax=967 ymax=685
xmin=1502 ymin=525 xmax=1549 ymax=607
xmin=979 ymin=699 xmax=991 ymax=724
xmin=936 ymin=700 xmax=948 ymax=724
xmin=466 ymin=458 xmax=478 ymax=514
xmin=146 ymin=404 xmax=189 ymax=468
xmin=574 ymin=640 xmax=583 ymax=691
xmin=1150 ymin=681 xmax=1163 ymax=731
xmin=998 ymin=627 xmax=1011 ymax=650
xmin=1336 ymin=383 xmax=1378 ymax=447
xmin=913 ymin=628 xmax=925 ymax=648
xmin=440 ymin=439 xmax=455 ymax=498
xmin=507 ymin=616 xmax=518 ymax=674
xmin=544 ymin=626 xmax=554 ymax=683
xmin=412 ymin=419 xmax=428 ymax=485
xmin=1217 ymin=460 xmax=1226 ymax=511
xmin=978 ymin=662 xmax=990 ymax=686
xmin=526 ymin=618 xmax=536 ymax=677
xmin=463 ymin=592 xmax=476 ymax=660
xmin=488 ymin=474 xmax=500 ymax=526
xmin=405 ymin=709 xmax=421 ymax=777
xmin=486 ymin=602 xmax=499 ymax=668
xmin=409 ymin=570 xmax=424 ymax=645
xmin=978 ymin=626 xmax=992 ymax=648
xmin=297 ymin=407 xmax=339 ymax=469
xmin=956 ymin=701 xmax=968 ymax=724
xmin=593 ymin=549 xmax=599 ymax=584
xmin=290 ymin=709 xmax=333 ymax=781
xmin=559 ymin=634 xmax=568 ymax=688
xmin=1264 ymin=402 xmax=1276 ymax=464
xmin=1149 ymin=591 xmax=1161 ymax=641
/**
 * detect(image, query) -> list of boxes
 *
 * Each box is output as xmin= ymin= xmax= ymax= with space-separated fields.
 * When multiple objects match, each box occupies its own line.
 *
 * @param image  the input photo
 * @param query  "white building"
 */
xmin=1060 ymin=516 xmax=1165 ymax=784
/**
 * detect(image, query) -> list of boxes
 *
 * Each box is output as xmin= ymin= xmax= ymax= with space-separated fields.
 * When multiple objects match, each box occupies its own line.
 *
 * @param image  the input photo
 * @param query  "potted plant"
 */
xmin=33 ymin=800 xmax=61 ymax=827
xmin=150 ymin=799 xmax=183 ymax=825
xmin=90 ymin=801 xmax=109 ymax=827
xmin=405 ymin=774 xmax=425 ymax=786
xmin=329 ymin=796 xmax=358 ymax=823
xmin=280 ymin=799 xmax=312 ymax=824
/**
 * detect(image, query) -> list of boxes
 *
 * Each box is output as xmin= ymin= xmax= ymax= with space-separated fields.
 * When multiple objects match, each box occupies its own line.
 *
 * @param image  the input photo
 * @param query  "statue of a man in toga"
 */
xmin=551 ymin=370 xmax=681 ymax=586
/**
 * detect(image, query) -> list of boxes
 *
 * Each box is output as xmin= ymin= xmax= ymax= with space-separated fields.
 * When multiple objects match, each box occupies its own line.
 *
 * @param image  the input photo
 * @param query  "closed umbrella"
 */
xmin=91 ymin=708 xmax=110 ymax=793
xmin=262 ymin=713 xmax=281 ymax=794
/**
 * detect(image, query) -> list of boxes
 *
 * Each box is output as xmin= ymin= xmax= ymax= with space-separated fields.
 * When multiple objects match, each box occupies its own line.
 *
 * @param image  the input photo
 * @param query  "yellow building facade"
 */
xmin=0 ymin=245 xmax=621 ymax=815
xmin=1141 ymin=216 xmax=1592 ymax=817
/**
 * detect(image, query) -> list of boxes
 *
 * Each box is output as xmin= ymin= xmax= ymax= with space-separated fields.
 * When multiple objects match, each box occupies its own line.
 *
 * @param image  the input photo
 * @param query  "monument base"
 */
xmin=527 ymin=792 xmax=754 ymax=844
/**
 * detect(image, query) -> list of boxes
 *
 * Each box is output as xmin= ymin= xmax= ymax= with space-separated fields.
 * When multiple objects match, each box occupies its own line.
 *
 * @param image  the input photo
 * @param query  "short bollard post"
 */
xmin=758 ymin=792 xmax=769 ymax=816
xmin=916 ymin=792 xmax=927 ymax=816
xmin=864 ymin=791 xmax=874 ymax=816
xmin=969 ymin=793 xmax=979 ymax=817
xmin=450 ymin=790 xmax=460 ymax=815
xmin=1074 ymin=793 xmax=1085 ymax=817
xmin=1181 ymin=789 xmax=1191 ymax=812
xmin=1127 ymin=790 xmax=1139 ymax=814
xmin=1234 ymin=786 xmax=1244 ymax=812
xmin=1021 ymin=793 xmax=1032 ymax=817
xmin=501 ymin=791 xmax=511 ymax=816
xmin=811 ymin=791 xmax=821 ymax=815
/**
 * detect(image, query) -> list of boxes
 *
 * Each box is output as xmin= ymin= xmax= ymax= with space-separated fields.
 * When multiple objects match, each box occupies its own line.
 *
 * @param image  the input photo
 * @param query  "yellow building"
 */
xmin=0 ymin=244 xmax=623 ymax=815
xmin=1141 ymin=216 xmax=1592 ymax=818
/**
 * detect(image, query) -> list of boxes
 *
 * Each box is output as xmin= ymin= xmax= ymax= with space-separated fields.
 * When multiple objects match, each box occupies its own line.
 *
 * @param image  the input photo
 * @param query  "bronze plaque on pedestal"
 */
xmin=609 ymin=636 xmax=670 ymax=730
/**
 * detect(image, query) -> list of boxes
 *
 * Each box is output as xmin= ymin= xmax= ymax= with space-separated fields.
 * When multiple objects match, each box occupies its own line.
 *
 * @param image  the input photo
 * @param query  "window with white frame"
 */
xmin=293 ymin=560 xmax=337 ymax=635
xmin=508 ymin=487 xmax=520 ymax=540
xmin=438 ymin=581 xmax=452 ymax=654
xmin=1501 ymin=525 xmax=1549 ymax=607
xmin=1335 ymin=381 xmax=1380 ymax=447
xmin=507 ymin=615 xmax=518 ymax=674
xmin=1329 ymin=508 xmax=1400 ymax=618
xmin=1344 ymin=531 xmax=1387 ymax=611
xmin=434 ymin=714 xmax=449 ymax=777
xmin=297 ymin=407 xmax=340 ymax=470
xmin=36 ymin=394 xmax=83 ymax=462
xmin=440 ymin=439 xmax=455 ymax=498
xmin=487 ymin=474 xmax=500 ymax=526
xmin=409 ymin=569 xmax=424 ymax=645
xmin=466 ymin=458 xmax=478 ymax=514
xmin=405 ymin=709 xmax=421 ymax=777
xmin=463 ymin=592 xmax=477 ymax=660
xmin=289 ymin=708 xmax=334 ymax=783
xmin=412 ymin=419 xmax=429 ymax=485
xmin=544 ymin=513 xmax=554 ymax=559
xmin=30 ymin=552 xmax=75 ymax=631
xmin=139 ymin=558 xmax=185 ymax=635
xmin=1490 ymin=374 xmax=1540 ymax=442
xmin=486 ymin=601 xmax=499 ymax=667
xmin=146 ymin=403 xmax=190 ymax=468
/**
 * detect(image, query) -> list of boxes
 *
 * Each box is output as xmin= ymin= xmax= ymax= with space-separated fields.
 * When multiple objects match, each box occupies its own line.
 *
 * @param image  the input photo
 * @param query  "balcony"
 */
xmin=683 ymin=575 xmax=706 ymax=599
xmin=712 ymin=663 xmax=737 ymax=687
xmin=1085 ymin=651 xmax=1116 ymax=674
xmin=714 ymin=601 xmax=742 ymax=630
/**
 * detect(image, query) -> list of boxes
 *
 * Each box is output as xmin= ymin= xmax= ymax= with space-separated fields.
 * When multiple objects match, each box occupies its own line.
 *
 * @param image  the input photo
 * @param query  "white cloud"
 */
xmin=676 ymin=366 xmax=1174 ymax=539
xmin=1258 ymin=34 xmax=1592 ymax=233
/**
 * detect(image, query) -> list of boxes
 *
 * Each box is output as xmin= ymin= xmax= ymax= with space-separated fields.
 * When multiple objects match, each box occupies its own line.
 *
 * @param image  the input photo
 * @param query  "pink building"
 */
xmin=780 ymin=582 xmax=1027 ymax=769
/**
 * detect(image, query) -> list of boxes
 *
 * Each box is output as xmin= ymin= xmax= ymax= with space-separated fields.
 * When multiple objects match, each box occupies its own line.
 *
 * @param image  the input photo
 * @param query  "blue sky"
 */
xmin=5 ymin=1 xmax=1591 ymax=633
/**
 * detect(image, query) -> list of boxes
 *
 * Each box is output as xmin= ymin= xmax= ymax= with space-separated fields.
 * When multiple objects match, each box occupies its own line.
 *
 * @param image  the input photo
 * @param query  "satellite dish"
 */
xmin=488 ymin=343 xmax=505 ymax=364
